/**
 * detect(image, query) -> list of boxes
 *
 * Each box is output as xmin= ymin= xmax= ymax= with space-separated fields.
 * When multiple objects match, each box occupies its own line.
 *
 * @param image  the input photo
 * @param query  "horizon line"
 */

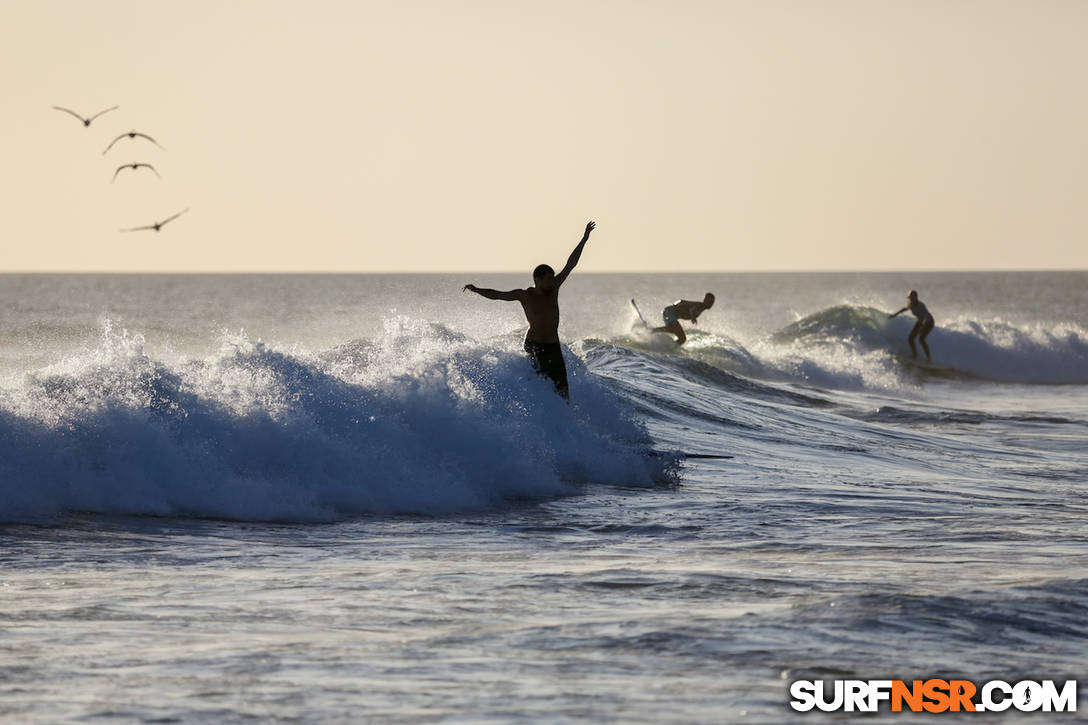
xmin=1 ymin=268 xmax=1086 ymax=275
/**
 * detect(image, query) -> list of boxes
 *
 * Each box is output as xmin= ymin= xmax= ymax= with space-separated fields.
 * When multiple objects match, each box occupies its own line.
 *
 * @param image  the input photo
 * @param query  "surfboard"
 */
xmin=630 ymin=299 xmax=651 ymax=328
xmin=643 ymin=449 xmax=734 ymax=460
xmin=897 ymin=357 xmax=960 ymax=377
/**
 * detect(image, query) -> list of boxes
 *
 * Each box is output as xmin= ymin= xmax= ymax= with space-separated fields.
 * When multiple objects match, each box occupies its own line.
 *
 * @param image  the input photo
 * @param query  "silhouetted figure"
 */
xmin=52 ymin=105 xmax=119 ymax=127
xmin=120 ymin=208 xmax=189 ymax=233
xmin=890 ymin=290 xmax=935 ymax=362
xmin=104 ymin=130 xmax=163 ymax=155
xmin=652 ymin=293 xmax=715 ymax=345
xmin=463 ymin=221 xmax=596 ymax=400
xmin=112 ymin=163 xmax=160 ymax=182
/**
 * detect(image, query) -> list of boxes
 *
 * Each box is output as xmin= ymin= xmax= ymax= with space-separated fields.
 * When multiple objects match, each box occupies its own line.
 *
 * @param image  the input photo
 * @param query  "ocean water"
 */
xmin=1 ymin=272 xmax=1086 ymax=723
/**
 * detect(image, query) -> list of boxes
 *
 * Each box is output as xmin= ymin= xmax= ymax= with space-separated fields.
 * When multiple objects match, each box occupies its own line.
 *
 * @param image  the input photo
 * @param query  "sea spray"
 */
xmin=0 ymin=321 xmax=672 ymax=523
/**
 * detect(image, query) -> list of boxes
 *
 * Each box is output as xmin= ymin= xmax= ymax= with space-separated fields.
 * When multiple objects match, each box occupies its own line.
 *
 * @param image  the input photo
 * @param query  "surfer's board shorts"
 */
xmin=662 ymin=305 xmax=679 ymax=326
xmin=524 ymin=341 xmax=569 ymax=399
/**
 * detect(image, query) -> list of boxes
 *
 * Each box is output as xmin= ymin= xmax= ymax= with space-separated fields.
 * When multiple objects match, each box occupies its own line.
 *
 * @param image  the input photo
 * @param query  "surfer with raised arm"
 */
xmin=463 ymin=221 xmax=596 ymax=400
xmin=651 ymin=293 xmax=715 ymax=345
xmin=889 ymin=289 xmax=935 ymax=362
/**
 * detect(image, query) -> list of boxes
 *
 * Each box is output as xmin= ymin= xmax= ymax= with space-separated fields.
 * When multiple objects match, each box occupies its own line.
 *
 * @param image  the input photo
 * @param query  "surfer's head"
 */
xmin=908 ymin=290 xmax=919 ymax=301
xmin=703 ymin=293 xmax=715 ymax=308
xmin=533 ymin=264 xmax=556 ymax=289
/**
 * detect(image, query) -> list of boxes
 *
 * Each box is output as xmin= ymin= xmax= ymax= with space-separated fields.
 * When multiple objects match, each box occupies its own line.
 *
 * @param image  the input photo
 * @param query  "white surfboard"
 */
xmin=630 ymin=299 xmax=651 ymax=328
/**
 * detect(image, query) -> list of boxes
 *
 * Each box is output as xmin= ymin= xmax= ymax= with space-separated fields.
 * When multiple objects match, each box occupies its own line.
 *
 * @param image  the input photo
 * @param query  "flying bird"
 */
xmin=112 ymin=162 xmax=160 ymax=182
xmin=52 ymin=105 xmax=119 ymax=126
xmin=120 ymin=208 xmax=189 ymax=233
xmin=103 ymin=130 xmax=164 ymax=155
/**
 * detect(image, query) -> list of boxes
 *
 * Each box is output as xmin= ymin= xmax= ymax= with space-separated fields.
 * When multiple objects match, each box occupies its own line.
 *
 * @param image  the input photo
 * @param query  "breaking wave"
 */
xmin=0 ymin=320 xmax=673 ymax=524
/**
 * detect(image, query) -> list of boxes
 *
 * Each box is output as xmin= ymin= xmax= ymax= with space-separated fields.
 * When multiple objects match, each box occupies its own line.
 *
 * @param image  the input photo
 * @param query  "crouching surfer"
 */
xmin=652 ymin=293 xmax=715 ymax=345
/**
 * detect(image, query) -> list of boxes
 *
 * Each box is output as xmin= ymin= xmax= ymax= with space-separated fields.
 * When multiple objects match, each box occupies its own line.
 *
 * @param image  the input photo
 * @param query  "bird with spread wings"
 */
xmin=103 ymin=130 xmax=164 ymax=155
xmin=112 ymin=163 xmax=161 ymax=182
xmin=120 ymin=208 xmax=189 ymax=233
xmin=52 ymin=105 xmax=119 ymax=127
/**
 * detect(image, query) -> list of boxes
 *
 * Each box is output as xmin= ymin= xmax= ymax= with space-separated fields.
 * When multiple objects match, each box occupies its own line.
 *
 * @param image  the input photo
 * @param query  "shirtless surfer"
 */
xmin=652 ymin=294 xmax=715 ymax=345
xmin=889 ymin=290 xmax=935 ymax=362
xmin=463 ymin=221 xmax=595 ymax=400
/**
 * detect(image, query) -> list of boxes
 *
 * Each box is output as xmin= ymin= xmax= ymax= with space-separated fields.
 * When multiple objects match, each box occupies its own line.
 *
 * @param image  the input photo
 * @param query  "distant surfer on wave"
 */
xmin=889 ymin=290 xmax=935 ymax=362
xmin=652 ymin=293 xmax=715 ymax=345
xmin=463 ymin=221 xmax=596 ymax=400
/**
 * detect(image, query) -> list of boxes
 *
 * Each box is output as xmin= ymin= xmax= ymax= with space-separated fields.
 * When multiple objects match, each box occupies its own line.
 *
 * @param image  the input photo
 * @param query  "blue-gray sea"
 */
xmin=1 ymin=272 xmax=1086 ymax=723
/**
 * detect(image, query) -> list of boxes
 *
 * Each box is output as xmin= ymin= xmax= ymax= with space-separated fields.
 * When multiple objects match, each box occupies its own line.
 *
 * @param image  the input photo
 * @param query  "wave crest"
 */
xmin=0 ymin=321 xmax=671 ymax=524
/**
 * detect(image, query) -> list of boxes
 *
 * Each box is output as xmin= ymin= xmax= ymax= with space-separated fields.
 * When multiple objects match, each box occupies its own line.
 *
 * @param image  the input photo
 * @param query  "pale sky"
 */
xmin=2 ymin=0 xmax=1086 ymax=272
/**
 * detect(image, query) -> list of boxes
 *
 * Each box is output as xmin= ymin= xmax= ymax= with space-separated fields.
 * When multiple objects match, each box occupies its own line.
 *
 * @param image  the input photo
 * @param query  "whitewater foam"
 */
xmin=0 ymin=321 xmax=672 ymax=524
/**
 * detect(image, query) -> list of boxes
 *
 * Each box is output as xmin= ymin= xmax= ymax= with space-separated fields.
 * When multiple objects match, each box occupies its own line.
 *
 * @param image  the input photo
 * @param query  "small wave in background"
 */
xmin=618 ymin=303 xmax=1088 ymax=391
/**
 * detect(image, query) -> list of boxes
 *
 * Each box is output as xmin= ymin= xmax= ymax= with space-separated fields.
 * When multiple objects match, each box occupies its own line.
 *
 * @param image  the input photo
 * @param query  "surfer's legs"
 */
xmin=524 ymin=340 xmax=569 ymax=400
xmin=653 ymin=306 xmax=686 ymax=344
xmin=907 ymin=321 xmax=922 ymax=358
xmin=651 ymin=321 xmax=686 ymax=344
xmin=918 ymin=319 xmax=934 ymax=362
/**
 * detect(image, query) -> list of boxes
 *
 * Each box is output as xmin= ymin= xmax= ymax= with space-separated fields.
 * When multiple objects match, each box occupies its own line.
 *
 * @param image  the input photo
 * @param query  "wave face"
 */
xmin=0 ymin=320 xmax=672 ymax=523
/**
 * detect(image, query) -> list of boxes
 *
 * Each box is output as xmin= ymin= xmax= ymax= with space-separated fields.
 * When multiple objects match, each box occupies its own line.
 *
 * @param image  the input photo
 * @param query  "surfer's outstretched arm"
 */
xmin=554 ymin=221 xmax=595 ymax=287
xmin=889 ymin=307 xmax=908 ymax=319
xmin=463 ymin=284 xmax=525 ymax=302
